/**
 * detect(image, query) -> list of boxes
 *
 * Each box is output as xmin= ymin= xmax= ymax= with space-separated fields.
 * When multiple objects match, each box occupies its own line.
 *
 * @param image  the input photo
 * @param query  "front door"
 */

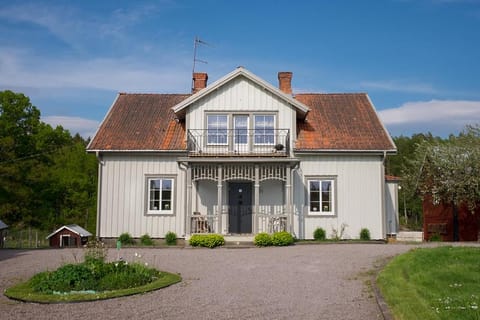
xmin=228 ymin=182 xmax=252 ymax=234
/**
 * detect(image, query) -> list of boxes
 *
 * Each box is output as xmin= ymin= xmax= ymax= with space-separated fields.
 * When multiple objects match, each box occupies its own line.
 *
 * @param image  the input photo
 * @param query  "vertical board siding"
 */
xmin=99 ymin=154 xmax=184 ymax=238
xmin=294 ymin=155 xmax=385 ymax=240
xmin=187 ymin=76 xmax=295 ymax=131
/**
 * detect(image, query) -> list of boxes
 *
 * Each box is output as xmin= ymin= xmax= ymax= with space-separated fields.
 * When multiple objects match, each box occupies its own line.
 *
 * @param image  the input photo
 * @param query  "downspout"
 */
xmin=178 ymin=161 xmax=189 ymax=238
xmin=381 ymin=151 xmax=387 ymax=240
xmin=290 ymin=161 xmax=300 ymax=238
xmin=95 ymin=151 xmax=104 ymax=239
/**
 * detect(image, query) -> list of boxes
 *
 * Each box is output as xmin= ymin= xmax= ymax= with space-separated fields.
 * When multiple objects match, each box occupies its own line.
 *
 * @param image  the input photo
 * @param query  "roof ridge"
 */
xmin=118 ymin=92 xmax=191 ymax=96
xmin=295 ymin=92 xmax=367 ymax=96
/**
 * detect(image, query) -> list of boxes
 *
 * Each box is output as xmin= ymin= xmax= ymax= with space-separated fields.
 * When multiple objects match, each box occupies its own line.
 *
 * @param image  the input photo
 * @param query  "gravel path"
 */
xmin=0 ymin=244 xmax=415 ymax=320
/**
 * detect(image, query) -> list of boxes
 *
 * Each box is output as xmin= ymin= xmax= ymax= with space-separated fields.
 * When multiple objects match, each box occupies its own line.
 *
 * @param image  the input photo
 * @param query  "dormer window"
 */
xmin=254 ymin=115 xmax=275 ymax=145
xmin=207 ymin=114 xmax=228 ymax=145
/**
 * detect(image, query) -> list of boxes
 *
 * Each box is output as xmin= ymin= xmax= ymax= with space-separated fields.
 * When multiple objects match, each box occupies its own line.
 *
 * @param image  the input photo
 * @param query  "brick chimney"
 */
xmin=192 ymin=72 xmax=208 ymax=93
xmin=278 ymin=72 xmax=292 ymax=94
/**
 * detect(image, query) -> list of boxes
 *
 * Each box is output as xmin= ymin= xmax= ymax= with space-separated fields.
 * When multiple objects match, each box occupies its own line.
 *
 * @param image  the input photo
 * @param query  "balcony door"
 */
xmin=233 ymin=115 xmax=249 ymax=153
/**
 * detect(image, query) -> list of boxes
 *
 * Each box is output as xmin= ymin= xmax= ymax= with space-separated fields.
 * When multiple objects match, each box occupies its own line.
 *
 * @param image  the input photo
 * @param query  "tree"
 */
xmin=0 ymin=90 xmax=97 ymax=231
xmin=404 ymin=125 xmax=480 ymax=239
xmin=388 ymin=133 xmax=440 ymax=229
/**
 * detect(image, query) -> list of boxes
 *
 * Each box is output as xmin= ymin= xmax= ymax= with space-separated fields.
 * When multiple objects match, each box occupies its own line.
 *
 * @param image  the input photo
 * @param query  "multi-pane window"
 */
xmin=207 ymin=114 xmax=228 ymax=145
xmin=254 ymin=115 xmax=275 ymax=145
xmin=234 ymin=115 xmax=249 ymax=145
xmin=309 ymin=179 xmax=334 ymax=214
xmin=148 ymin=178 xmax=173 ymax=214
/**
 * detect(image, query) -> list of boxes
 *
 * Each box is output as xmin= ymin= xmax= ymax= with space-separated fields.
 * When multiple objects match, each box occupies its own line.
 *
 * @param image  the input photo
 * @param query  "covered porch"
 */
xmin=179 ymin=160 xmax=298 ymax=236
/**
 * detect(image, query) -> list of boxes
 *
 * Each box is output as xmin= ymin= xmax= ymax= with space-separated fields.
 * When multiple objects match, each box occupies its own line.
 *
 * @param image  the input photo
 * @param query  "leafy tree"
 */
xmin=0 ymin=90 xmax=97 ymax=232
xmin=403 ymin=124 xmax=480 ymax=239
xmin=387 ymin=133 xmax=440 ymax=229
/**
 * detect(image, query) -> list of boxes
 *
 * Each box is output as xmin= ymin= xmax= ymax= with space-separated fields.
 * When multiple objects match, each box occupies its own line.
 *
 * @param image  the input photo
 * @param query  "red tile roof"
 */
xmin=294 ymin=93 xmax=396 ymax=151
xmin=88 ymin=93 xmax=190 ymax=151
xmin=88 ymin=92 xmax=395 ymax=152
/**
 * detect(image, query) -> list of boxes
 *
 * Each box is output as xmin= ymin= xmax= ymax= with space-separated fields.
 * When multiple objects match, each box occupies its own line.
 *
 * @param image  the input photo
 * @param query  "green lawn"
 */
xmin=377 ymin=246 xmax=480 ymax=320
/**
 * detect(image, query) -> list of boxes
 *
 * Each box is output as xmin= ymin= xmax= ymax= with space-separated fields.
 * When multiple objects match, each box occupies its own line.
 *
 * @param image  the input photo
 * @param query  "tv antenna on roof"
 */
xmin=192 ymin=37 xmax=213 ymax=87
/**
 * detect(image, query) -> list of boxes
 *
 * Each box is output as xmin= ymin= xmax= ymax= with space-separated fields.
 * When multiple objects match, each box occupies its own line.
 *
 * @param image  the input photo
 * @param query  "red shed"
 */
xmin=47 ymin=224 xmax=92 ymax=248
xmin=423 ymin=197 xmax=480 ymax=241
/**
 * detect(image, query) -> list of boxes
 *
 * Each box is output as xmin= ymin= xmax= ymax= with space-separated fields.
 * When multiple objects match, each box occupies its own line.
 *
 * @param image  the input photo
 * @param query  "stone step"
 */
xmin=396 ymin=231 xmax=423 ymax=242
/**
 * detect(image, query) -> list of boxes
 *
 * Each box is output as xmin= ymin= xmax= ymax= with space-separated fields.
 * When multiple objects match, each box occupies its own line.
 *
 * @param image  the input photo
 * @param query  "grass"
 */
xmin=5 ymin=270 xmax=181 ymax=303
xmin=377 ymin=246 xmax=480 ymax=320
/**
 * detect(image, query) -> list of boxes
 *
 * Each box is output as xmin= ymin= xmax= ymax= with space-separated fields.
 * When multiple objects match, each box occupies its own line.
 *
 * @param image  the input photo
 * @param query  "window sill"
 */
xmin=146 ymin=211 xmax=174 ymax=216
xmin=308 ymin=212 xmax=335 ymax=217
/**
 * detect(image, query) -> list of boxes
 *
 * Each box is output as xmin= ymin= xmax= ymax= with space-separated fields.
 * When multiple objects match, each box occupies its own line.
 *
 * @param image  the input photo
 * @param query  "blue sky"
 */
xmin=1 ymin=0 xmax=479 ymax=138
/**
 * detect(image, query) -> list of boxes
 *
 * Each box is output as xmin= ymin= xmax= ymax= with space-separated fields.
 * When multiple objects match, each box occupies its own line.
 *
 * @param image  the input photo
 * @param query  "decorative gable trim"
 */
xmin=172 ymin=67 xmax=310 ymax=119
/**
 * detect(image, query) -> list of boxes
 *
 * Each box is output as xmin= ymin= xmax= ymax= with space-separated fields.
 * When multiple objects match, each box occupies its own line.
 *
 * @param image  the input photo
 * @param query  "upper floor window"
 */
xmin=308 ymin=178 xmax=335 ymax=215
xmin=254 ymin=115 xmax=275 ymax=145
xmin=234 ymin=115 xmax=249 ymax=145
xmin=147 ymin=177 xmax=174 ymax=214
xmin=207 ymin=114 xmax=228 ymax=145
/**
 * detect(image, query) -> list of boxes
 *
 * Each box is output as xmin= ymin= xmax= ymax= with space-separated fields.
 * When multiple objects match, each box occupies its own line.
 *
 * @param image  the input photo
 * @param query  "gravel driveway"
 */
xmin=0 ymin=244 xmax=415 ymax=320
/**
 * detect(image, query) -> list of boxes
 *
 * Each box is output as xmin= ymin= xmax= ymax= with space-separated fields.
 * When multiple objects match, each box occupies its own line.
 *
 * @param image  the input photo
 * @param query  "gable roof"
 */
xmin=294 ymin=93 xmax=396 ymax=152
xmin=0 ymin=219 xmax=7 ymax=230
xmin=172 ymin=67 xmax=310 ymax=119
xmin=87 ymin=70 xmax=396 ymax=153
xmin=88 ymin=93 xmax=189 ymax=151
xmin=46 ymin=224 xmax=92 ymax=239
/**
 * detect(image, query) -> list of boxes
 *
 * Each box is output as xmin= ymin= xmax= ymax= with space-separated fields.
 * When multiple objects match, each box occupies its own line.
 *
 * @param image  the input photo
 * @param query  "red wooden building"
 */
xmin=47 ymin=224 xmax=92 ymax=247
xmin=423 ymin=198 xmax=480 ymax=241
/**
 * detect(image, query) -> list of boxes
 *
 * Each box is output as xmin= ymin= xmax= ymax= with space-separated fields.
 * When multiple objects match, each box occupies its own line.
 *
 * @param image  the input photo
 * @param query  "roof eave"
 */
xmin=86 ymin=93 xmax=121 ymax=150
xmin=87 ymin=149 xmax=187 ymax=153
xmin=294 ymin=149 xmax=397 ymax=155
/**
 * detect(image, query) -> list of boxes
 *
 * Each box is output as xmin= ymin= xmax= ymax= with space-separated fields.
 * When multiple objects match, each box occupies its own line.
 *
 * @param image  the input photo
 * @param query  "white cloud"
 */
xmin=360 ymin=80 xmax=437 ymax=94
xmin=42 ymin=116 xmax=100 ymax=139
xmin=0 ymin=2 xmax=159 ymax=50
xmin=0 ymin=50 xmax=191 ymax=92
xmin=379 ymin=100 xmax=480 ymax=136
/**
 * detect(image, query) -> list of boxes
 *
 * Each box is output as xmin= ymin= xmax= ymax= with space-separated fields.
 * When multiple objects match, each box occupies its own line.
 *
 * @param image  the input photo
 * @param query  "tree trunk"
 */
xmin=452 ymin=201 xmax=459 ymax=242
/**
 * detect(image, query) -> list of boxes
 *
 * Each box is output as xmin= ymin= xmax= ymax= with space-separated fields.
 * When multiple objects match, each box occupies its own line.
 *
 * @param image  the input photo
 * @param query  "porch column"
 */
xmin=286 ymin=165 xmax=292 ymax=233
xmin=254 ymin=164 xmax=260 ymax=234
xmin=217 ymin=164 xmax=223 ymax=234
xmin=186 ymin=165 xmax=192 ymax=235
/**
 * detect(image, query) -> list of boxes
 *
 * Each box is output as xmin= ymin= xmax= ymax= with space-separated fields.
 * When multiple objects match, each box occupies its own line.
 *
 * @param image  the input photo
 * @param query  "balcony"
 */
xmin=187 ymin=129 xmax=290 ymax=157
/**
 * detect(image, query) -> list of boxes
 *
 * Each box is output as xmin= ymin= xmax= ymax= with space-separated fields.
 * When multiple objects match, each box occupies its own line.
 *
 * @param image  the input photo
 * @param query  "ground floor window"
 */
xmin=308 ymin=178 xmax=335 ymax=215
xmin=147 ymin=177 xmax=174 ymax=214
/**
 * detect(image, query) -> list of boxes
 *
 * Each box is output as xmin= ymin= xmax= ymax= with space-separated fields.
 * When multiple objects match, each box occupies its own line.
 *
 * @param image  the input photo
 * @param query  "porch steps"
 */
xmin=396 ymin=231 xmax=424 ymax=242
xmin=224 ymin=235 xmax=255 ymax=248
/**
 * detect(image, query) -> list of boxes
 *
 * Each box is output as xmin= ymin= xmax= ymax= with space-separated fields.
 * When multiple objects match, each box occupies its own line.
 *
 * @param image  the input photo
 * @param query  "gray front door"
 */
xmin=228 ymin=182 xmax=252 ymax=234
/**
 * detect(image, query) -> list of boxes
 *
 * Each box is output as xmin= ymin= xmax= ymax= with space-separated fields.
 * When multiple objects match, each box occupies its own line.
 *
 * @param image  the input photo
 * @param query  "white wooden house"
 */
xmin=87 ymin=67 xmax=397 ymax=240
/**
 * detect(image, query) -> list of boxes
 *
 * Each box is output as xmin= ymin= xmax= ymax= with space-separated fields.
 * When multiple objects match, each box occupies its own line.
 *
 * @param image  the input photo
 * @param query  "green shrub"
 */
xmin=165 ymin=231 xmax=177 ymax=245
xmin=254 ymin=233 xmax=272 ymax=247
xmin=30 ymin=260 xmax=161 ymax=293
xmin=428 ymin=233 xmax=442 ymax=242
xmin=84 ymin=239 xmax=108 ymax=264
xmin=140 ymin=234 xmax=154 ymax=246
xmin=119 ymin=232 xmax=135 ymax=245
xmin=97 ymin=262 xmax=160 ymax=291
xmin=189 ymin=234 xmax=225 ymax=248
xmin=31 ymin=263 xmax=96 ymax=293
xmin=359 ymin=228 xmax=371 ymax=241
xmin=271 ymin=231 xmax=294 ymax=246
xmin=313 ymin=227 xmax=326 ymax=241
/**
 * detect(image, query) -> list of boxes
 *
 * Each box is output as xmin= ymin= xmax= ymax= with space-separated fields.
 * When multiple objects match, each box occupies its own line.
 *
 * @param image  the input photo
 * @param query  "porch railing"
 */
xmin=190 ymin=205 xmax=290 ymax=235
xmin=187 ymin=129 xmax=290 ymax=157
xmin=257 ymin=214 xmax=288 ymax=233
xmin=191 ymin=212 xmax=219 ymax=234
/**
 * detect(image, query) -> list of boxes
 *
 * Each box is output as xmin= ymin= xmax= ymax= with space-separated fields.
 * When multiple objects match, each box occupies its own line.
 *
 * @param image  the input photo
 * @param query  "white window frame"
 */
xmin=233 ymin=114 xmax=249 ymax=146
xmin=254 ymin=114 xmax=275 ymax=145
xmin=307 ymin=177 xmax=336 ymax=216
xmin=206 ymin=114 xmax=228 ymax=145
xmin=146 ymin=176 xmax=175 ymax=215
